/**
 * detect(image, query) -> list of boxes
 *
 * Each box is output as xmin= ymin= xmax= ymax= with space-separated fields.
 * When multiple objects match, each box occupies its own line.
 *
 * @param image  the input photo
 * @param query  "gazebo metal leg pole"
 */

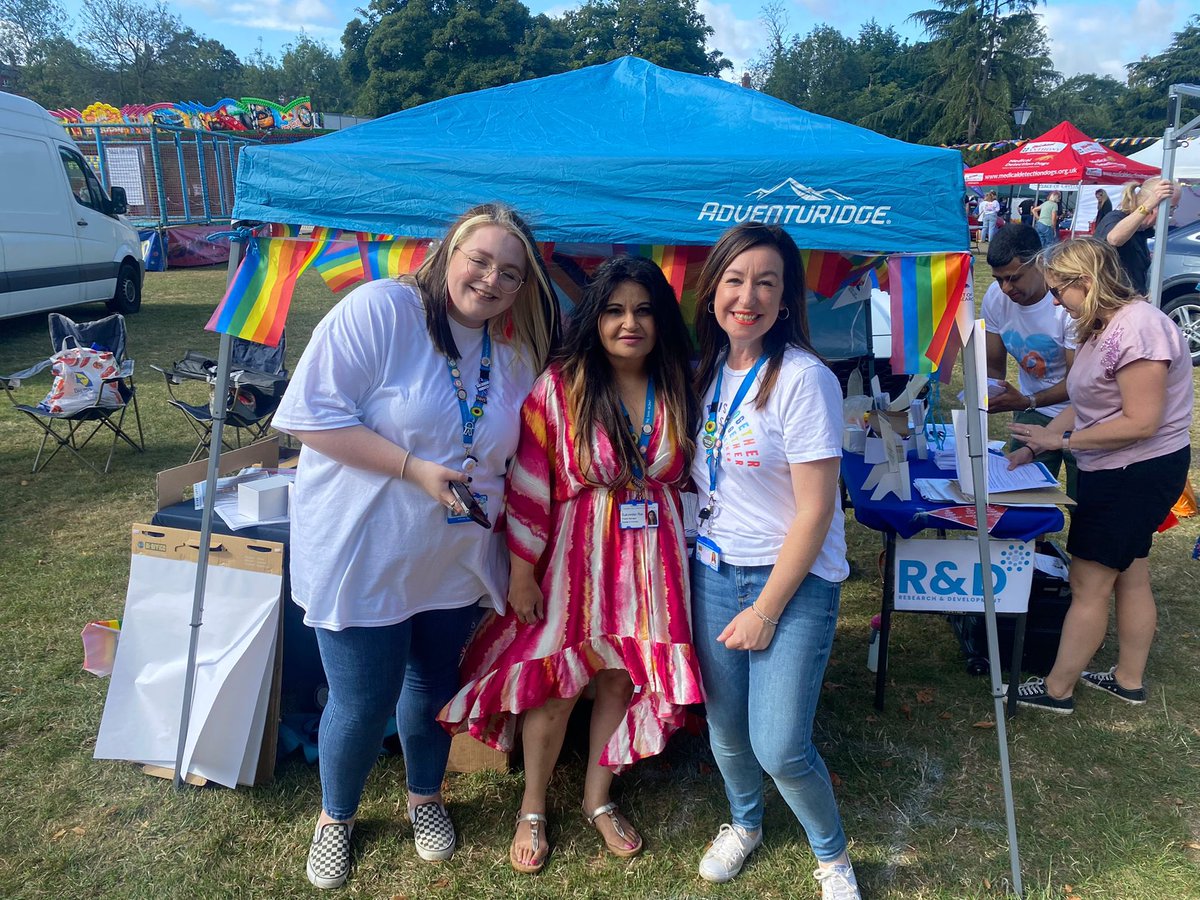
xmin=173 ymin=236 xmax=244 ymax=789
xmin=962 ymin=327 xmax=1024 ymax=896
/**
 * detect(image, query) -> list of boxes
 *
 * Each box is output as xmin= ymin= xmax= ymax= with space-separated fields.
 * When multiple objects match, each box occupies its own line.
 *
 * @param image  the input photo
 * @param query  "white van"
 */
xmin=0 ymin=90 xmax=144 ymax=320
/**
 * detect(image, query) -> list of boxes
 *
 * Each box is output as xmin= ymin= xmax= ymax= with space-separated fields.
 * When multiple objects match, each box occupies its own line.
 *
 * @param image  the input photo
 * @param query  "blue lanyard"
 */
xmin=619 ymin=377 xmax=656 ymax=486
xmin=445 ymin=329 xmax=491 ymax=472
xmin=700 ymin=355 xmax=766 ymax=514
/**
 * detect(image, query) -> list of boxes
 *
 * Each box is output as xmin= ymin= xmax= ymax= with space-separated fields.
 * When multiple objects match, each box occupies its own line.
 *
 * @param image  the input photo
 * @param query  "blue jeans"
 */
xmin=1035 ymin=221 xmax=1056 ymax=247
xmin=981 ymin=213 xmax=997 ymax=242
xmin=691 ymin=560 xmax=848 ymax=862
xmin=314 ymin=604 xmax=482 ymax=820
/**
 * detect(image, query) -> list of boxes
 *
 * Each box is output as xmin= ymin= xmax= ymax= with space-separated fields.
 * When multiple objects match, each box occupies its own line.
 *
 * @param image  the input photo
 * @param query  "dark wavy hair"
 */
xmin=693 ymin=223 xmax=816 ymax=408
xmin=554 ymin=256 xmax=698 ymax=488
xmin=409 ymin=202 xmax=560 ymax=369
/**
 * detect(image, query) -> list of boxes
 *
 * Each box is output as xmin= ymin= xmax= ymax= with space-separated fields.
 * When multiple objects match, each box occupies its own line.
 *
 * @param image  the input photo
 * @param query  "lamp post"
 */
xmin=1010 ymin=98 xmax=1033 ymax=223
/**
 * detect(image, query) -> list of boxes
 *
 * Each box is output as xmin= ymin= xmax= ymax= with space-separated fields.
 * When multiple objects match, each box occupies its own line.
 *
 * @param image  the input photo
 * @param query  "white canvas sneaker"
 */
xmin=698 ymin=823 xmax=762 ymax=883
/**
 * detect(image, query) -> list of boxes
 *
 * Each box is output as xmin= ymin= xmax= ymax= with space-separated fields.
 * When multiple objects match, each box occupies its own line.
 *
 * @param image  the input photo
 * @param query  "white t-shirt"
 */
xmin=981 ymin=282 xmax=1076 ymax=418
xmin=690 ymin=347 xmax=848 ymax=582
xmin=272 ymin=280 xmax=537 ymax=630
xmin=979 ymin=199 xmax=1001 ymax=217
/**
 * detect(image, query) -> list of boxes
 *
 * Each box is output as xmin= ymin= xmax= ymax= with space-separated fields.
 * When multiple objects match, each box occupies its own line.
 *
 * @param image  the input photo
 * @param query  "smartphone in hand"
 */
xmin=449 ymin=480 xmax=492 ymax=529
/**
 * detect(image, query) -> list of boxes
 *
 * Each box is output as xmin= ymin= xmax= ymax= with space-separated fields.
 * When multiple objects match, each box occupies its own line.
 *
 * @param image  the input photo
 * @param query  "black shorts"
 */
xmin=1067 ymin=445 xmax=1191 ymax=571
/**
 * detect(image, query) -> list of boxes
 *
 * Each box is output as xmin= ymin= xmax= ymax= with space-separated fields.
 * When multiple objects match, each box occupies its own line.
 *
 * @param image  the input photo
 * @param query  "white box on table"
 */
xmin=238 ymin=475 xmax=292 ymax=521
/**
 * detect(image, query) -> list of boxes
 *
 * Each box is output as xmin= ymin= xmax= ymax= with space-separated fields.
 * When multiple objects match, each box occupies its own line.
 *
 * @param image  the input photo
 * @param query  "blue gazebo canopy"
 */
xmin=233 ymin=57 xmax=967 ymax=253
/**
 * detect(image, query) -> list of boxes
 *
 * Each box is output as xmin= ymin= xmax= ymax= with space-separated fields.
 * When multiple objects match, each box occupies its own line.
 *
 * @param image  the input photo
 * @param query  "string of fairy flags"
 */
xmin=946 ymin=136 xmax=1158 ymax=152
xmin=206 ymin=223 xmax=971 ymax=379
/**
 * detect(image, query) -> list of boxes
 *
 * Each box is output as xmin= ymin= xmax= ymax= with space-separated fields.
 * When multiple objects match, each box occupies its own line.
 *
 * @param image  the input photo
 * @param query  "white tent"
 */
xmin=1130 ymin=138 xmax=1200 ymax=180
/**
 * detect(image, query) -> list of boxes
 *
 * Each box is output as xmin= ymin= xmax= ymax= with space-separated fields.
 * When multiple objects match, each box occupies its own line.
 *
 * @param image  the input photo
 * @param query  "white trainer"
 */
xmin=698 ymin=823 xmax=763 ymax=883
xmin=814 ymin=863 xmax=862 ymax=900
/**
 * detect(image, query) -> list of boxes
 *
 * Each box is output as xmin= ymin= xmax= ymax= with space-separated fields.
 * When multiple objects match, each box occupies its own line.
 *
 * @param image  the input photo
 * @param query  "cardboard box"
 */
xmin=446 ymin=732 xmax=510 ymax=773
xmin=238 ymin=475 xmax=292 ymax=520
xmin=157 ymin=438 xmax=280 ymax=509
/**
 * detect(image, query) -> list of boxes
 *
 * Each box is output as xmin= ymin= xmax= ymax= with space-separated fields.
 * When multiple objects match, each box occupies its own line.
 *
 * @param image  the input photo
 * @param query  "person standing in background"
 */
xmin=1093 ymin=189 xmax=1113 ymax=230
xmin=1033 ymin=191 xmax=1060 ymax=247
xmin=1093 ymin=177 xmax=1178 ymax=294
xmin=979 ymin=191 xmax=1001 ymax=243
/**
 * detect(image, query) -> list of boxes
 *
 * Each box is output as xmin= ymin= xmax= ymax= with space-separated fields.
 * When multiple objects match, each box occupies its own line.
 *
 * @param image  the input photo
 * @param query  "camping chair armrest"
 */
xmin=149 ymin=363 xmax=181 ymax=385
xmin=117 ymin=359 xmax=135 ymax=380
xmin=1 ymin=358 xmax=54 ymax=388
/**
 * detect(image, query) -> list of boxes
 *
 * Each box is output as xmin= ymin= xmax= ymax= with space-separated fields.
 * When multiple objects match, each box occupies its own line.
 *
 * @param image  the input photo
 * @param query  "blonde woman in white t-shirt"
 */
xmin=688 ymin=223 xmax=859 ymax=899
xmin=274 ymin=204 xmax=559 ymax=890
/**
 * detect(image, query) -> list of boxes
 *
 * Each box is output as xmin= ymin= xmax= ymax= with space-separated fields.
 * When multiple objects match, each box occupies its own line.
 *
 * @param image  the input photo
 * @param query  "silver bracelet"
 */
xmin=751 ymin=603 xmax=779 ymax=627
xmin=398 ymin=449 xmax=411 ymax=480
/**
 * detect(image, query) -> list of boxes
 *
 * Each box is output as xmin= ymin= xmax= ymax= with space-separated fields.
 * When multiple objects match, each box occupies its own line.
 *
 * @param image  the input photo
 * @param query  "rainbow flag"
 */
xmin=206 ymin=237 xmax=324 ymax=347
xmin=887 ymin=253 xmax=972 ymax=375
xmin=360 ymin=238 xmax=431 ymax=281
xmin=267 ymin=223 xmax=302 ymax=238
xmin=801 ymin=250 xmax=886 ymax=299
xmin=313 ymin=240 xmax=366 ymax=292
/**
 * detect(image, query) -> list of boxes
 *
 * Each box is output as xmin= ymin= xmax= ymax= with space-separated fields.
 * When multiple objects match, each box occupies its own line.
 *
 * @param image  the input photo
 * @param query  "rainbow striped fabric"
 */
xmin=887 ymin=253 xmax=972 ymax=375
xmin=801 ymin=250 xmax=886 ymax=300
xmin=313 ymin=240 xmax=365 ymax=292
xmin=205 ymin=237 xmax=325 ymax=347
xmin=360 ymin=238 xmax=432 ymax=281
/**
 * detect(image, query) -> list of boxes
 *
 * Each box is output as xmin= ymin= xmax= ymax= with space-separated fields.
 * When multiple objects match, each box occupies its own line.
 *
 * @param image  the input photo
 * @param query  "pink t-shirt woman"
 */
xmin=1066 ymin=299 xmax=1193 ymax=471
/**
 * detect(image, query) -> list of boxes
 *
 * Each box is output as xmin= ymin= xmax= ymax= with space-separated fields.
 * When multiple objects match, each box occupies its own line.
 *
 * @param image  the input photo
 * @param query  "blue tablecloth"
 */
xmin=842 ymin=452 xmax=1064 ymax=542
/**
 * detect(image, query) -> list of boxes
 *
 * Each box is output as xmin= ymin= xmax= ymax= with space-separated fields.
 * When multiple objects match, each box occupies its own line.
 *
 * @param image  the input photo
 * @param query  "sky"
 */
xmin=57 ymin=0 xmax=1194 ymax=84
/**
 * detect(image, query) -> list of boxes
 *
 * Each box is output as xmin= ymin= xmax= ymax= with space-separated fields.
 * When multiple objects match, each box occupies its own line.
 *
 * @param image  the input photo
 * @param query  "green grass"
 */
xmin=1 ymin=263 xmax=1198 ymax=899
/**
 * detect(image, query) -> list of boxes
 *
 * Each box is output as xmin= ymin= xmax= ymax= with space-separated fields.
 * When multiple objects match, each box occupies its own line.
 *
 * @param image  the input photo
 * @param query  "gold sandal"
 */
xmin=509 ymin=812 xmax=549 ymax=874
xmin=584 ymin=802 xmax=643 ymax=858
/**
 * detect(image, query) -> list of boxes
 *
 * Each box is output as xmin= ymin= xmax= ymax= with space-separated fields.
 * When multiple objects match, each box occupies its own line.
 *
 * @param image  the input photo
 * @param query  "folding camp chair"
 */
xmin=152 ymin=334 xmax=289 ymax=463
xmin=1 ymin=313 xmax=145 ymax=474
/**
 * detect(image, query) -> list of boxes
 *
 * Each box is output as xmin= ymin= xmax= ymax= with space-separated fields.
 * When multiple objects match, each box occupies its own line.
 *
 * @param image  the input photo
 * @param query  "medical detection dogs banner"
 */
xmin=894 ymin=538 xmax=1034 ymax=614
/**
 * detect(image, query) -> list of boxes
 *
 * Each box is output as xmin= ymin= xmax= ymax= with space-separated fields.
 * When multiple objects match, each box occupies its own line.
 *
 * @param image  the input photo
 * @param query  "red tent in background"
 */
xmin=964 ymin=121 xmax=1160 ymax=186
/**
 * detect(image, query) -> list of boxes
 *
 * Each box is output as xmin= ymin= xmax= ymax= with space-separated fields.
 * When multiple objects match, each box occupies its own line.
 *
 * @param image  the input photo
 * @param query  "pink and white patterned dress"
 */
xmin=437 ymin=366 xmax=705 ymax=771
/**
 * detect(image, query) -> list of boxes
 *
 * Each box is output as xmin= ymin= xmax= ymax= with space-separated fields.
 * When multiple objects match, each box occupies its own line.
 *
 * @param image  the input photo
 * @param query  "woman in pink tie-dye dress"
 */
xmin=438 ymin=257 xmax=705 ymax=873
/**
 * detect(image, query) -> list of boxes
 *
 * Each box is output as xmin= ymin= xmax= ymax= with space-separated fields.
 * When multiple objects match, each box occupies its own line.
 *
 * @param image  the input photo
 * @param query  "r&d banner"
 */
xmin=894 ymin=537 xmax=1034 ymax=614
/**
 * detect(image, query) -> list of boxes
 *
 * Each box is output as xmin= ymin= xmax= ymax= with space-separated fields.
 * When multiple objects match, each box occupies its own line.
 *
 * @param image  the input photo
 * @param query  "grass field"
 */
xmin=0 ymin=264 xmax=1198 ymax=899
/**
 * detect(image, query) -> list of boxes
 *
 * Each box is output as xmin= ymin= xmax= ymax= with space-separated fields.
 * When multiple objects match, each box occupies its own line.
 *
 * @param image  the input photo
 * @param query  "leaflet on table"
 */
xmin=913 ymin=477 xmax=1071 ymax=508
xmin=193 ymin=467 xmax=295 ymax=530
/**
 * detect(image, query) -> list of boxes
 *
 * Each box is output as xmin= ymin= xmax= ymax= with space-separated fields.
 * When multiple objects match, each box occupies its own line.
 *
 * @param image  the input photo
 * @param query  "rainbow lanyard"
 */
xmin=698 ymin=354 xmax=766 ymax=527
xmin=445 ymin=329 xmax=491 ymax=473
xmin=619 ymin=377 xmax=656 ymax=491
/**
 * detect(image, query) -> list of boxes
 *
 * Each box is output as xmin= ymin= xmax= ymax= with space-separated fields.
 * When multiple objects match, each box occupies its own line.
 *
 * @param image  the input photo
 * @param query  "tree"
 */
xmin=77 ymin=0 xmax=185 ymax=100
xmin=350 ymin=0 xmax=555 ymax=114
xmin=561 ymin=0 xmax=730 ymax=76
xmin=0 ymin=0 xmax=66 ymax=65
xmin=907 ymin=0 xmax=1050 ymax=143
xmin=279 ymin=33 xmax=354 ymax=111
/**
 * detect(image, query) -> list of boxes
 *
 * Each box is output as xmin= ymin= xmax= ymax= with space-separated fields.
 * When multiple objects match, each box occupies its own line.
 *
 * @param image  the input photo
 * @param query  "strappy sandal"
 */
xmin=509 ymin=812 xmax=549 ymax=874
xmin=584 ymin=802 xmax=643 ymax=858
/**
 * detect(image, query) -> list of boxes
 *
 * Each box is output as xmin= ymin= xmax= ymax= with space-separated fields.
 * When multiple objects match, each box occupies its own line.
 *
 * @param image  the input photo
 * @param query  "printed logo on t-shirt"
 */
xmin=1002 ymin=329 xmax=1063 ymax=380
xmin=717 ymin=404 xmax=761 ymax=468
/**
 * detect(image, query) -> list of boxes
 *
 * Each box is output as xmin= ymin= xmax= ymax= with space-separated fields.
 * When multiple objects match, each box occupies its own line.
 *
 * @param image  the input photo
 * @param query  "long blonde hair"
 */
xmin=1038 ymin=238 xmax=1141 ymax=340
xmin=409 ymin=203 xmax=559 ymax=370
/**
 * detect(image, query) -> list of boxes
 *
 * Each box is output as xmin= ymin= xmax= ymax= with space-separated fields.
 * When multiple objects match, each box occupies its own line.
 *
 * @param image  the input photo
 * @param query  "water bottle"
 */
xmin=866 ymin=614 xmax=881 ymax=672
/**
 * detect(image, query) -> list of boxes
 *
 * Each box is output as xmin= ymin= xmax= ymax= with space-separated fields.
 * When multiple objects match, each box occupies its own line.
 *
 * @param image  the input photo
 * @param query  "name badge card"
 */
xmin=695 ymin=536 xmax=721 ymax=571
xmin=619 ymin=501 xmax=654 ymax=529
xmin=447 ymin=492 xmax=488 ymax=525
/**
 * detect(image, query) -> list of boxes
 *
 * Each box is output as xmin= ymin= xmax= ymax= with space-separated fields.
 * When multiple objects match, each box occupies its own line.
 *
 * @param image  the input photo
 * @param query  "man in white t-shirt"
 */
xmin=982 ymin=223 xmax=1078 ymax=496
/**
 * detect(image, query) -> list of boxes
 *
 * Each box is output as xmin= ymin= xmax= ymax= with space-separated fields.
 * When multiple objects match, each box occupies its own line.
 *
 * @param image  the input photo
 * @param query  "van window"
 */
xmin=59 ymin=149 xmax=103 ymax=212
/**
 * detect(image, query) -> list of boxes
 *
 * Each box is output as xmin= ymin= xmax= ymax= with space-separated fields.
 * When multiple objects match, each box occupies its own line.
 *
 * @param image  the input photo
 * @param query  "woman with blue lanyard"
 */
xmin=273 ymin=204 xmax=559 ymax=890
xmin=689 ymin=223 xmax=859 ymax=899
xmin=439 ymin=256 xmax=704 ymax=873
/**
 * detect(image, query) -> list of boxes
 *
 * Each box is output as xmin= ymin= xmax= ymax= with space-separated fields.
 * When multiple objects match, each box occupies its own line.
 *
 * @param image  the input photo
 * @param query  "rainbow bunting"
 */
xmin=887 ymin=253 xmax=972 ymax=375
xmin=313 ymin=239 xmax=366 ymax=292
xmin=359 ymin=238 xmax=431 ymax=281
xmin=206 ymin=237 xmax=325 ymax=347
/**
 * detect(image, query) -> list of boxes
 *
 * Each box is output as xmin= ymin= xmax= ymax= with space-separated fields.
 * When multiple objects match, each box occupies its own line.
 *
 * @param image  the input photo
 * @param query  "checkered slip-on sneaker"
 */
xmin=410 ymin=801 xmax=456 ymax=861
xmin=1081 ymin=667 xmax=1148 ymax=704
xmin=306 ymin=821 xmax=352 ymax=890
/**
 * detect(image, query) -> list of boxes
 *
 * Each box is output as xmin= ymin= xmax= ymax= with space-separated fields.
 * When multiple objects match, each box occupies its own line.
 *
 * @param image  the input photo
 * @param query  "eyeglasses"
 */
xmin=1047 ymin=276 xmax=1081 ymax=300
xmin=455 ymin=248 xmax=525 ymax=294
